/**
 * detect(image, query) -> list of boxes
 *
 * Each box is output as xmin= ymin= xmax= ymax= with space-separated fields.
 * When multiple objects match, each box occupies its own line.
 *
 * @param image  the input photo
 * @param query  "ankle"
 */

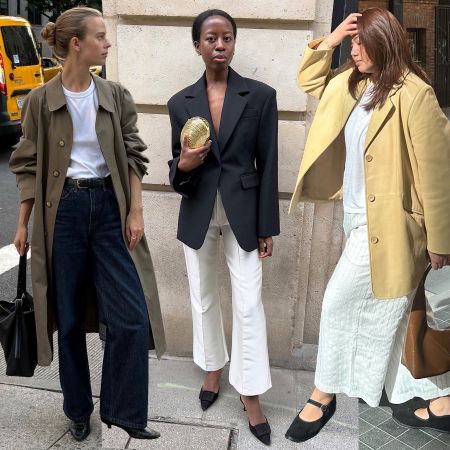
xmin=311 ymin=389 xmax=334 ymax=403
xmin=430 ymin=397 xmax=450 ymax=415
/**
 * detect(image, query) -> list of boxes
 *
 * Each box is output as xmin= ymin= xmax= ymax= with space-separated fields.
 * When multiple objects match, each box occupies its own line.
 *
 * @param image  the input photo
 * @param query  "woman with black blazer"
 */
xmin=167 ymin=9 xmax=279 ymax=446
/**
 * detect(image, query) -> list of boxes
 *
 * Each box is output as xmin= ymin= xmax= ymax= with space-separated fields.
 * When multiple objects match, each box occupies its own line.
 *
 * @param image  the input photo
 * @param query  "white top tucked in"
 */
xmin=63 ymin=79 xmax=110 ymax=179
xmin=343 ymin=83 xmax=374 ymax=213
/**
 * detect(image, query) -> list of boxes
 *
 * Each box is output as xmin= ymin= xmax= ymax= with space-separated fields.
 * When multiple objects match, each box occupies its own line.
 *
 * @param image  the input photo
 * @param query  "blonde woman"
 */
xmin=10 ymin=7 xmax=165 ymax=442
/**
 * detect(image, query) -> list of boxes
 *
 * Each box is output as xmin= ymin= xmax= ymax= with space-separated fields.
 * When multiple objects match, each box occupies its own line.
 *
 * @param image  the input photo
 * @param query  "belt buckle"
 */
xmin=76 ymin=179 xmax=89 ymax=189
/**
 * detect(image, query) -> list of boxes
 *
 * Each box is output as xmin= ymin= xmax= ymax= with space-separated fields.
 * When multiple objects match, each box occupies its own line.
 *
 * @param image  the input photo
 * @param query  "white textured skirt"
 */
xmin=314 ymin=212 xmax=450 ymax=407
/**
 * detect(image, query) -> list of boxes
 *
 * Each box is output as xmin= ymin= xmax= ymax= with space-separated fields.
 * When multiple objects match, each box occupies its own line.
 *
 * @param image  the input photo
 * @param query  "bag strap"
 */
xmin=16 ymin=254 xmax=27 ymax=298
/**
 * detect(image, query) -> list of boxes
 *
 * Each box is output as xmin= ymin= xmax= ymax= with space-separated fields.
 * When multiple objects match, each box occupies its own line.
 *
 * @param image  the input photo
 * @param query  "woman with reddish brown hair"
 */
xmin=285 ymin=8 xmax=450 ymax=443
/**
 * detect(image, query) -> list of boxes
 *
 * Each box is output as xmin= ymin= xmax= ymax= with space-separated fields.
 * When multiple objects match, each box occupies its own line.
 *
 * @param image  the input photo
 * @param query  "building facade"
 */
xmin=2 ymin=0 xmax=50 ymax=56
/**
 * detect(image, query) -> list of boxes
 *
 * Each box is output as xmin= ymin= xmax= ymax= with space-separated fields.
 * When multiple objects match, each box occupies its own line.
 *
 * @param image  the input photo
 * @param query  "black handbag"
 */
xmin=0 ymin=254 xmax=37 ymax=377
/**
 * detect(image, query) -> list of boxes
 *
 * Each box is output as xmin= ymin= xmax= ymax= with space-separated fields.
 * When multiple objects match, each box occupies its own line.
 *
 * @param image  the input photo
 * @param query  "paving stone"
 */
xmin=420 ymin=439 xmax=450 ymax=450
xmin=377 ymin=417 xmax=409 ymax=438
xmin=128 ymin=421 xmax=231 ymax=450
xmin=101 ymin=422 xmax=129 ymax=449
xmin=360 ymin=407 xmax=392 ymax=427
xmin=397 ymin=428 xmax=435 ymax=449
xmin=359 ymin=418 xmax=374 ymax=435
xmin=378 ymin=438 xmax=416 ymax=450
xmin=0 ymin=384 xmax=68 ymax=450
xmin=359 ymin=427 xmax=393 ymax=449
xmin=437 ymin=433 xmax=450 ymax=446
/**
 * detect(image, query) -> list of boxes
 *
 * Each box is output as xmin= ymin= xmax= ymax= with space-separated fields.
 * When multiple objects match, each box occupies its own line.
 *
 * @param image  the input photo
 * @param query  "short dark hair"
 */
xmin=192 ymin=9 xmax=237 ymax=43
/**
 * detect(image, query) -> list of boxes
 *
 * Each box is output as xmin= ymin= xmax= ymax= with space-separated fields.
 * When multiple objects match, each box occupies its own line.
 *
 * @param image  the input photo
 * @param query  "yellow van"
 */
xmin=0 ymin=16 xmax=43 ymax=145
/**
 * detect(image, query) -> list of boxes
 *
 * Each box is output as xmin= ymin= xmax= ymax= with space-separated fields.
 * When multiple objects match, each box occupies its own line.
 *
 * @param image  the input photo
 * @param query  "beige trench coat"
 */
xmin=290 ymin=39 xmax=450 ymax=299
xmin=9 ymin=74 xmax=166 ymax=366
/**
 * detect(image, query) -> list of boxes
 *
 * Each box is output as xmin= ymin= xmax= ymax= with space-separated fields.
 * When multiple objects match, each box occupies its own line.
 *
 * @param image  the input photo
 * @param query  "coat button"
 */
xmin=365 ymin=154 xmax=373 ymax=162
xmin=370 ymin=236 xmax=379 ymax=244
xmin=368 ymin=194 xmax=375 ymax=202
xmin=58 ymin=140 xmax=65 ymax=147
xmin=46 ymin=201 xmax=52 ymax=208
xmin=53 ymin=170 xmax=60 ymax=177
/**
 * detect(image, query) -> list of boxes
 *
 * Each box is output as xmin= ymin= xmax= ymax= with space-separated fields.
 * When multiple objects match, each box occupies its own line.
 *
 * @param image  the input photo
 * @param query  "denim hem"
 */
xmin=64 ymin=405 xmax=93 ymax=423
xmin=100 ymin=414 xmax=147 ymax=430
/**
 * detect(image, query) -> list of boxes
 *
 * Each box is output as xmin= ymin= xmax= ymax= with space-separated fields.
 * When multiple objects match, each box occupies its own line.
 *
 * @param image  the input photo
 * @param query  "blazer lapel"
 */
xmin=218 ymin=67 xmax=249 ymax=151
xmin=185 ymin=74 xmax=220 ymax=162
xmin=365 ymin=97 xmax=395 ymax=151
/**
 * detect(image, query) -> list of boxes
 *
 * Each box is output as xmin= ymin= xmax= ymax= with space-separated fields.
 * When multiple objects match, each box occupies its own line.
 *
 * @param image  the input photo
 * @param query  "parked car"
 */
xmin=41 ymin=56 xmax=62 ymax=83
xmin=0 ymin=16 xmax=43 ymax=146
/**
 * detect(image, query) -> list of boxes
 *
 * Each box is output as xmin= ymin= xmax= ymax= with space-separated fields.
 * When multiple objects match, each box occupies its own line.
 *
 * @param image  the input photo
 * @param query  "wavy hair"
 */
xmin=347 ymin=8 xmax=429 ymax=110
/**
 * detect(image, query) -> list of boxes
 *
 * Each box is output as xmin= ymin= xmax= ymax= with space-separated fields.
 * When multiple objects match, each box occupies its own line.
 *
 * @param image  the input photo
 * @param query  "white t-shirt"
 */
xmin=343 ymin=84 xmax=374 ymax=213
xmin=63 ymin=79 xmax=110 ymax=179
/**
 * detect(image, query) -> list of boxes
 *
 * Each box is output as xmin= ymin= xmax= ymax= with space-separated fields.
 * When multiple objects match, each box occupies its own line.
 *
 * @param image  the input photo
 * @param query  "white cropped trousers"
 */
xmin=315 ymin=212 xmax=450 ymax=407
xmin=183 ymin=193 xmax=272 ymax=396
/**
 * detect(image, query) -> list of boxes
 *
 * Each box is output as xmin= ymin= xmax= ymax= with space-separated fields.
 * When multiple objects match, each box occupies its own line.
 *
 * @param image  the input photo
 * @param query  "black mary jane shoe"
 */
xmin=101 ymin=417 xmax=160 ymax=439
xmin=199 ymin=387 xmax=219 ymax=411
xmin=240 ymin=396 xmax=271 ymax=446
xmin=393 ymin=404 xmax=450 ymax=434
xmin=69 ymin=420 xmax=90 ymax=441
xmin=285 ymin=395 xmax=336 ymax=443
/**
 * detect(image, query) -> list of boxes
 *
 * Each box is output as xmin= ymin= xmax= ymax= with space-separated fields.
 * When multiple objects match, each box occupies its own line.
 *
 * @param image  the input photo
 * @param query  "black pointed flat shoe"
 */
xmin=69 ymin=420 xmax=90 ymax=441
xmin=285 ymin=395 xmax=336 ymax=443
xmin=393 ymin=405 xmax=450 ymax=434
xmin=101 ymin=417 xmax=160 ymax=439
xmin=240 ymin=396 xmax=271 ymax=446
xmin=199 ymin=387 xmax=219 ymax=411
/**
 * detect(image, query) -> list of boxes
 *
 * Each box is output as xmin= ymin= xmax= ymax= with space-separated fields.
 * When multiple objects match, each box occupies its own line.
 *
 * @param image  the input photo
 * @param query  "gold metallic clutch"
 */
xmin=180 ymin=117 xmax=210 ymax=148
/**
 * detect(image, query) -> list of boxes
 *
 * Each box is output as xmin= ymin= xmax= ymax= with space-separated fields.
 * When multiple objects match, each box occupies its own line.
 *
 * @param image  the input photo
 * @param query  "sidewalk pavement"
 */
xmin=0 ymin=270 xmax=449 ymax=450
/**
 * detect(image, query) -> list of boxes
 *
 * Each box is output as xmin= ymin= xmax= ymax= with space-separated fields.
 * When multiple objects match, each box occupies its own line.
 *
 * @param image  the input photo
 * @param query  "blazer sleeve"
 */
xmin=297 ymin=38 xmax=338 ymax=99
xmin=408 ymin=85 xmax=450 ymax=254
xmin=167 ymin=99 xmax=200 ymax=198
xmin=9 ymin=93 xmax=38 ymax=202
xmin=256 ymin=89 xmax=280 ymax=238
xmin=119 ymin=85 xmax=149 ymax=180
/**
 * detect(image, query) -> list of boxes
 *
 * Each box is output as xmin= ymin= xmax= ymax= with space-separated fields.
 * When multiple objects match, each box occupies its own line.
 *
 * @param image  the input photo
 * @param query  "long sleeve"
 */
xmin=297 ymin=38 xmax=337 ymax=99
xmin=119 ymin=86 xmax=148 ymax=180
xmin=408 ymin=85 xmax=450 ymax=254
xmin=256 ymin=90 xmax=280 ymax=237
xmin=9 ymin=93 xmax=38 ymax=202
xmin=167 ymin=99 xmax=200 ymax=198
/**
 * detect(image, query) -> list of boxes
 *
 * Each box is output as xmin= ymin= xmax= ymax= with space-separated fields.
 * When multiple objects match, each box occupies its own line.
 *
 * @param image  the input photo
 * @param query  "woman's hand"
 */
xmin=126 ymin=208 xmax=144 ymax=251
xmin=258 ymin=237 xmax=273 ymax=259
xmin=318 ymin=13 xmax=362 ymax=50
xmin=178 ymin=136 xmax=212 ymax=172
xmin=13 ymin=224 xmax=29 ymax=256
xmin=427 ymin=250 xmax=450 ymax=270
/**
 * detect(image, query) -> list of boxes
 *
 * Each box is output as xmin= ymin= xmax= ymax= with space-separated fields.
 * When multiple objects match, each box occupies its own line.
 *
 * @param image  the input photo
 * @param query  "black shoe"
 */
xmin=101 ymin=417 xmax=160 ymax=439
xmin=393 ymin=404 xmax=450 ymax=434
xmin=240 ymin=396 xmax=271 ymax=446
xmin=199 ymin=387 xmax=219 ymax=411
xmin=285 ymin=395 xmax=336 ymax=443
xmin=69 ymin=420 xmax=90 ymax=441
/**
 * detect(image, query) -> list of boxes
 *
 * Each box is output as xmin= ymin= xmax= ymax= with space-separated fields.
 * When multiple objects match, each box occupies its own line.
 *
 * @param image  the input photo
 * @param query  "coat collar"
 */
xmin=184 ymin=67 xmax=250 ymax=158
xmin=46 ymin=73 xmax=115 ymax=113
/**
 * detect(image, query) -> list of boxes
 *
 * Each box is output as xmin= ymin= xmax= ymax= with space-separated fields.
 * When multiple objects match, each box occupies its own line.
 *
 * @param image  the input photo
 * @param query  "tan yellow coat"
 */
xmin=9 ymin=74 xmax=166 ymax=365
xmin=290 ymin=39 xmax=450 ymax=299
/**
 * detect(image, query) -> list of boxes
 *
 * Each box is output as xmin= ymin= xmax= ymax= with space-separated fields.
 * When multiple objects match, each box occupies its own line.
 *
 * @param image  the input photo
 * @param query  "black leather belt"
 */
xmin=64 ymin=176 xmax=113 ymax=189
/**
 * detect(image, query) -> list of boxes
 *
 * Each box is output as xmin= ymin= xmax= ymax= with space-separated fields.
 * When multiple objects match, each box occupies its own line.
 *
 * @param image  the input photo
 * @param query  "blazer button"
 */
xmin=370 ymin=236 xmax=379 ymax=244
xmin=53 ymin=170 xmax=60 ymax=177
xmin=58 ymin=140 xmax=65 ymax=147
xmin=365 ymin=154 xmax=373 ymax=162
xmin=46 ymin=201 xmax=52 ymax=208
xmin=368 ymin=194 xmax=375 ymax=202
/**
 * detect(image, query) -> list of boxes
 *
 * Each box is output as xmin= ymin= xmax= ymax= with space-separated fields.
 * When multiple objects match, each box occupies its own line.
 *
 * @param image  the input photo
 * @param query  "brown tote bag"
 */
xmin=402 ymin=265 xmax=450 ymax=379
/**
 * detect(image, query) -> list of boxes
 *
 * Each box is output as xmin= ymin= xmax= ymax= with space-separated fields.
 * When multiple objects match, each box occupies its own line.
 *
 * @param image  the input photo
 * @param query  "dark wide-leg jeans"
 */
xmin=52 ymin=182 xmax=150 ymax=429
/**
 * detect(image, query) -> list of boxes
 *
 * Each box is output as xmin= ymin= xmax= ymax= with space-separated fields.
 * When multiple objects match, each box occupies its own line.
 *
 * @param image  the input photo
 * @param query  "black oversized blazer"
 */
xmin=167 ymin=67 xmax=280 ymax=252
